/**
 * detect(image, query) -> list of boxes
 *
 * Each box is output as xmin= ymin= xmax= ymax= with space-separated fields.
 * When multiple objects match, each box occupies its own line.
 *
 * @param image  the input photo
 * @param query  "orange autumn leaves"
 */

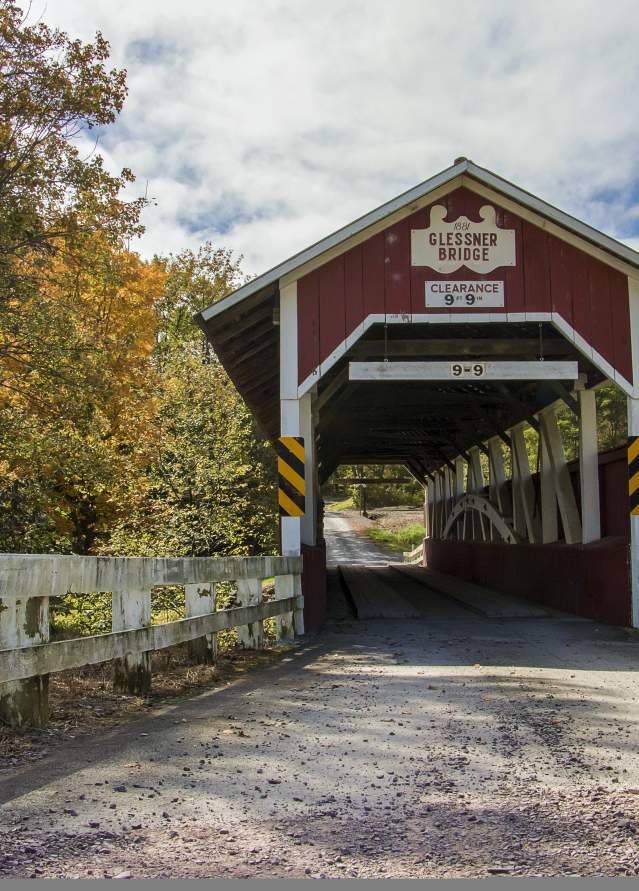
xmin=0 ymin=237 xmax=166 ymax=552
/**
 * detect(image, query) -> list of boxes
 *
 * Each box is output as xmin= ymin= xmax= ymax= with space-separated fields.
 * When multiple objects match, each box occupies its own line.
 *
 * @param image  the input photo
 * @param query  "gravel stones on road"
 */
xmin=1 ymin=616 xmax=638 ymax=879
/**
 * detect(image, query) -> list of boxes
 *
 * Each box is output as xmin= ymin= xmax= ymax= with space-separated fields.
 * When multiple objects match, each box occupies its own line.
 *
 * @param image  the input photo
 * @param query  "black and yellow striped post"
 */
xmin=630 ymin=436 xmax=639 ymax=516
xmin=277 ymin=436 xmax=305 ymax=517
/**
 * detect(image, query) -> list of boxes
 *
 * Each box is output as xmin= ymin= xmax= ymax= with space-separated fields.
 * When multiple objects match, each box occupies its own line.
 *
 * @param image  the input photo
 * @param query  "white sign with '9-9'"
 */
xmin=425 ymin=280 xmax=504 ymax=308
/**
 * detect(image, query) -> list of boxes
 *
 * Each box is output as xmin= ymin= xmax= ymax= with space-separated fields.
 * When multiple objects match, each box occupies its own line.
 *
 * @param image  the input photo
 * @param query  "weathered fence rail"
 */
xmin=0 ymin=554 xmax=303 ymax=729
xmin=403 ymin=541 xmax=425 ymax=565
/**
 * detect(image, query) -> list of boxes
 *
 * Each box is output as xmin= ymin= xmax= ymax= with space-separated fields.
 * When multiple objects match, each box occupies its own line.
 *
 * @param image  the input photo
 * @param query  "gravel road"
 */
xmin=1 ymin=610 xmax=639 ymax=879
xmin=325 ymin=512 xmax=402 ymax=565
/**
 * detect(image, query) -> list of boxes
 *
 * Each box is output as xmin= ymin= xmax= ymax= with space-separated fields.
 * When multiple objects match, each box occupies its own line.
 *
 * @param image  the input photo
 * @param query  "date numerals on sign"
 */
xmin=450 ymin=362 xmax=485 ymax=378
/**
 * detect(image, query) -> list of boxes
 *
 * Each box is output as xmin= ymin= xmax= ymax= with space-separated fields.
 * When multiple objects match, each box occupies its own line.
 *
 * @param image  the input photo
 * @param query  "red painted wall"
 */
xmin=301 ymin=541 xmax=327 ymax=630
xmin=424 ymin=449 xmax=632 ymax=627
xmin=425 ymin=537 xmax=631 ymax=627
xmin=297 ymin=186 xmax=632 ymax=386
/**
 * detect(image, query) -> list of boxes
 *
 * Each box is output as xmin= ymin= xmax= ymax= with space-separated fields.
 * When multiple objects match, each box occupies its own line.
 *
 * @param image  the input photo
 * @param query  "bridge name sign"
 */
xmin=411 ymin=204 xmax=516 ymax=274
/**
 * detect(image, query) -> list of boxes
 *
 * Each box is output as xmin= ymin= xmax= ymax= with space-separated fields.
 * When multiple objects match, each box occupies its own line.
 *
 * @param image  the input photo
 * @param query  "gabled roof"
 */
xmin=196 ymin=156 xmax=639 ymax=326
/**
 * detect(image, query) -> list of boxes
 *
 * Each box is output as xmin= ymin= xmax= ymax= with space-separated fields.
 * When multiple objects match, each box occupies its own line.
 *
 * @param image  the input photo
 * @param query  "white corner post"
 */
xmin=578 ymin=387 xmax=601 ymax=543
xmin=629 ymin=397 xmax=639 ymax=629
xmin=280 ymin=280 xmax=302 ymax=556
xmin=299 ymin=391 xmax=317 ymax=546
xmin=538 ymin=407 xmax=582 ymax=545
xmin=629 ymin=276 xmax=639 ymax=628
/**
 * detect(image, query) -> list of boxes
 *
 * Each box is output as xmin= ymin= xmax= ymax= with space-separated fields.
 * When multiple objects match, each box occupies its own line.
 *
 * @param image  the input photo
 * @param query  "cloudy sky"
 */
xmin=48 ymin=0 xmax=639 ymax=276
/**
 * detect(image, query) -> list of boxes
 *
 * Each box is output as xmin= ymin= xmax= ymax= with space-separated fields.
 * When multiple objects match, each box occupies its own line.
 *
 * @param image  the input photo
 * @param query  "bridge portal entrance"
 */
xmin=197 ymin=158 xmax=639 ymax=631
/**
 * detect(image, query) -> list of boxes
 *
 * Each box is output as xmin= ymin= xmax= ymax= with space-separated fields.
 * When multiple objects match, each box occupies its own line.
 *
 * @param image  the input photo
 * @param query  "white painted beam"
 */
xmin=539 ymin=432 xmax=559 ymax=543
xmin=510 ymin=423 xmax=540 ymax=544
xmin=578 ymin=388 xmax=601 ymax=543
xmin=487 ymin=437 xmax=510 ymax=517
xmin=349 ymin=360 xmax=579 ymax=382
xmin=629 ymin=397 xmax=639 ymax=629
xmin=454 ymin=456 xmax=466 ymax=499
xmin=538 ymin=407 xmax=582 ymax=545
xmin=279 ymin=279 xmax=302 ymax=556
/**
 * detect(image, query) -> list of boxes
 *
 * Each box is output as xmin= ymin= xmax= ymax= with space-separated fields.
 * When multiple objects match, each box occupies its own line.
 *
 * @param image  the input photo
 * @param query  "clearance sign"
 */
xmin=411 ymin=204 xmax=516 ymax=308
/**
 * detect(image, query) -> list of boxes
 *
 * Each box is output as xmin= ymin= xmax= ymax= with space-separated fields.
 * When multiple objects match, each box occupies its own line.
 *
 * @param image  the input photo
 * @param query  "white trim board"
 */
xmin=297 ymin=312 xmax=635 ymax=398
xmin=349 ymin=360 xmax=579 ymax=382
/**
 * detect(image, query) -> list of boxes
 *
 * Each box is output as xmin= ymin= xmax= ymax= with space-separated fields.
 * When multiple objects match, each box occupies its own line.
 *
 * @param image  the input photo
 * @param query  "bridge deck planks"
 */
xmin=392 ymin=565 xmax=551 ymax=618
xmin=339 ymin=565 xmax=421 ymax=619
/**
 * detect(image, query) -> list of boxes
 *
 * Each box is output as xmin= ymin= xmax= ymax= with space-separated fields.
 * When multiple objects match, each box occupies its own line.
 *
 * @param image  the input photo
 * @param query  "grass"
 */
xmin=326 ymin=495 xmax=355 ymax=511
xmin=367 ymin=523 xmax=425 ymax=553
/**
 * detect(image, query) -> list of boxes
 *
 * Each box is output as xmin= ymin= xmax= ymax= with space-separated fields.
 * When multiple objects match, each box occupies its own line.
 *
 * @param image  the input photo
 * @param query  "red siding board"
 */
xmin=318 ymin=256 xmax=346 ymax=361
xmin=297 ymin=269 xmax=320 ymax=383
xmin=571 ymin=249 xmax=592 ymax=346
xmin=384 ymin=217 xmax=411 ymax=314
xmin=549 ymin=238 xmax=574 ymax=323
xmin=362 ymin=232 xmax=385 ymax=316
xmin=522 ymin=221 xmax=551 ymax=312
xmin=609 ymin=267 xmax=633 ymax=383
xmin=588 ymin=259 xmax=613 ymax=367
xmin=344 ymin=245 xmax=364 ymax=338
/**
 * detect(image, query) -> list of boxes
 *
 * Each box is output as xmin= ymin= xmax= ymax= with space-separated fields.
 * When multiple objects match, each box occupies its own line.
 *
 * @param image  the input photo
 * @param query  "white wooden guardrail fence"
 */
xmin=403 ymin=541 xmax=425 ymax=565
xmin=0 ymin=554 xmax=303 ymax=729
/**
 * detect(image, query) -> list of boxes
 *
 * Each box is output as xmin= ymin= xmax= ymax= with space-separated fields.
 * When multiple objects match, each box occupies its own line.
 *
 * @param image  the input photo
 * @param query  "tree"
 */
xmin=0 ymin=0 xmax=146 ymax=413
xmin=107 ymin=244 xmax=278 ymax=559
xmin=0 ymin=239 xmax=164 ymax=553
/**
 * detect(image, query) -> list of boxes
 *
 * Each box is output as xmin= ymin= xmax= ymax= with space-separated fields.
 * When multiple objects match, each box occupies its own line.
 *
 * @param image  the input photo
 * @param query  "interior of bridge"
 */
xmin=314 ymin=320 xmax=600 ymax=485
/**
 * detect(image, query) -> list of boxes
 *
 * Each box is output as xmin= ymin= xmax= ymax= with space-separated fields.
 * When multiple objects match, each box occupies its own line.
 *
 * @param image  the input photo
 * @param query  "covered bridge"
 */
xmin=195 ymin=158 xmax=639 ymax=631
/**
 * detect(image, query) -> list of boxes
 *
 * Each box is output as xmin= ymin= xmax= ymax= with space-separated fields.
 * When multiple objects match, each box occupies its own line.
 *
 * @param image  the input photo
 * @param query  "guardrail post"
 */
xmin=185 ymin=582 xmax=217 ymax=664
xmin=236 ymin=579 xmax=264 ymax=649
xmin=274 ymin=574 xmax=295 ymax=642
xmin=0 ymin=594 xmax=49 ymax=727
xmin=112 ymin=588 xmax=151 ymax=695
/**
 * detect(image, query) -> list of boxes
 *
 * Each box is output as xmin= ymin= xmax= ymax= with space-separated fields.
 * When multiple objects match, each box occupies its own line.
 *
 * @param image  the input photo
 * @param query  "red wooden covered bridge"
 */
xmin=195 ymin=158 xmax=639 ymax=631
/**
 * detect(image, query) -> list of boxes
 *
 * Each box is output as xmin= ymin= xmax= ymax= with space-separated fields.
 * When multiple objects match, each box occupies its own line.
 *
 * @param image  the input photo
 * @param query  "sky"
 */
xmin=46 ymin=0 xmax=639 ymax=277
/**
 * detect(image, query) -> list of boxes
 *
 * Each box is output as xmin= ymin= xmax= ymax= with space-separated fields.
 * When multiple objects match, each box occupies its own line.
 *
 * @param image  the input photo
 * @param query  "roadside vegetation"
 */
xmin=0 ymin=2 xmax=277 ymax=637
xmin=367 ymin=523 xmax=426 ymax=553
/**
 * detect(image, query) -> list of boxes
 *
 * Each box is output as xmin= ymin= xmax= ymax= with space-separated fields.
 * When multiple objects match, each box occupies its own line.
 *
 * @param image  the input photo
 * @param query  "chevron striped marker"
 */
xmin=629 ymin=436 xmax=639 ymax=516
xmin=277 ymin=436 xmax=305 ymax=517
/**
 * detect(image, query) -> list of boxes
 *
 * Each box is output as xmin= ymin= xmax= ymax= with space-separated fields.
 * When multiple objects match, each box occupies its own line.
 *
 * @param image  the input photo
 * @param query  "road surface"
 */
xmin=324 ymin=512 xmax=402 ymax=565
xmin=2 ymin=611 xmax=639 ymax=878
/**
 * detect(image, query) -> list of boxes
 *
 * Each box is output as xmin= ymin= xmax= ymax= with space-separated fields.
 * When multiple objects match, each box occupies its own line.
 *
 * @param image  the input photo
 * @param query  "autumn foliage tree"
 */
xmin=0 ymin=3 xmax=278 ymax=558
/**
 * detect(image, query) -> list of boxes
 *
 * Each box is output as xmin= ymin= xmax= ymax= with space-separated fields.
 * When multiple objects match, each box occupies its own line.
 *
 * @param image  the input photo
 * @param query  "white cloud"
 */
xmin=47 ymin=0 xmax=639 ymax=275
